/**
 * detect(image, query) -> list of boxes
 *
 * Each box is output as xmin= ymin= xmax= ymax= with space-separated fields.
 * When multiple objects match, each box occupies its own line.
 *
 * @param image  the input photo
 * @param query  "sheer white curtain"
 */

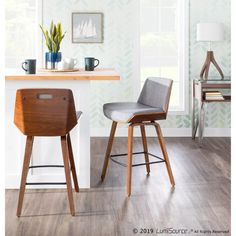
xmin=140 ymin=0 xmax=188 ymax=112
xmin=5 ymin=0 xmax=38 ymax=68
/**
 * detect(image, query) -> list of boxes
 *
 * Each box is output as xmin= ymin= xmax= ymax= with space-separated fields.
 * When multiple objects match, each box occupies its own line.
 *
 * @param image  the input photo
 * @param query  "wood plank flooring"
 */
xmin=6 ymin=137 xmax=231 ymax=236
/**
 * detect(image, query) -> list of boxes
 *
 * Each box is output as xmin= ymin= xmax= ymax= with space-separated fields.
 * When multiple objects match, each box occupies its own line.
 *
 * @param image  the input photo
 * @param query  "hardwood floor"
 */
xmin=6 ymin=137 xmax=231 ymax=236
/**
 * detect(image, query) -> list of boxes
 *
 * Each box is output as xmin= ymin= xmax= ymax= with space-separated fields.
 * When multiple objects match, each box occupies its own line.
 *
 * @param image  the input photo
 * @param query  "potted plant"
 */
xmin=40 ymin=21 xmax=66 ymax=69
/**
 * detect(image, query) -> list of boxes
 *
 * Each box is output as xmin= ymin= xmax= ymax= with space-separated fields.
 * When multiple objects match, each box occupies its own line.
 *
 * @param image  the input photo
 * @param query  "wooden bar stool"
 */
xmin=101 ymin=77 xmax=175 ymax=196
xmin=14 ymin=88 xmax=81 ymax=216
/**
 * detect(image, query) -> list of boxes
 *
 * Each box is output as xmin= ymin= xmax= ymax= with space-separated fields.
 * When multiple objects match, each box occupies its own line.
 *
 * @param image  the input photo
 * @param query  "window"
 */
xmin=140 ymin=0 xmax=189 ymax=113
xmin=5 ymin=0 xmax=41 ymax=68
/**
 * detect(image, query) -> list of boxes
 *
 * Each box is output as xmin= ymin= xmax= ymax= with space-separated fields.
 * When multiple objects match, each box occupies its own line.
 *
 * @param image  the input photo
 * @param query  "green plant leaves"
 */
xmin=50 ymin=20 xmax=54 ymax=36
xmin=39 ymin=20 xmax=66 ymax=53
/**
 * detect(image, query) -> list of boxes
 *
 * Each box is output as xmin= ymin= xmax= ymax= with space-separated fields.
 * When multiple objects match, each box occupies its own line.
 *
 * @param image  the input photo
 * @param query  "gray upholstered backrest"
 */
xmin=138 ymin=77 xmax=173 ymax=113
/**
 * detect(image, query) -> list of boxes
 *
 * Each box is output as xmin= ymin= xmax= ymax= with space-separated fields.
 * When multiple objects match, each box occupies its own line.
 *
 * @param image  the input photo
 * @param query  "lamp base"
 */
xmin=200 ymin=51 xmax=224 ymax=80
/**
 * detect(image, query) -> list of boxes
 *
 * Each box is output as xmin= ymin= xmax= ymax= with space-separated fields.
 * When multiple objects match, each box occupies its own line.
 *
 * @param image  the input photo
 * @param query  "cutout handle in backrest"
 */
xmin=37 ymin=94 xmax=53 ymax=100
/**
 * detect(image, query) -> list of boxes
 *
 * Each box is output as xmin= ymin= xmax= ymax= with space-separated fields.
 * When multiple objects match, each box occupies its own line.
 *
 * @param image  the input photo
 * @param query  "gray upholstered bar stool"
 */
xmin=101 ymin=77 xmax=175 ymax=196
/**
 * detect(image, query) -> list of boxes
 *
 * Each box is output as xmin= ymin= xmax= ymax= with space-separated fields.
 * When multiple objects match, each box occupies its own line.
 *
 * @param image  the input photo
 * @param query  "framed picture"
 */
xmin=72 ymin=12 xmax=104 ymax=43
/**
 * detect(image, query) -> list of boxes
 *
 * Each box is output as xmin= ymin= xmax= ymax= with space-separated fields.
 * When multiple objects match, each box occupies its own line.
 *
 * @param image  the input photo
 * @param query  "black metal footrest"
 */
xmin=27 ymin=165 xmax=65 ymax=185
xmin=29 ymin=165 xmax=64 ymax=169
xmin=109 ymin=152 xmax=165 ymax=167
xmin=26 ymin=182 xmax=66 ymax=185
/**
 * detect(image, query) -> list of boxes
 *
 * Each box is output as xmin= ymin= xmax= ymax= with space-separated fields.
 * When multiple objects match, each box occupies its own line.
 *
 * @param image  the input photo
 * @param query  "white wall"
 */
xmin=5 ymin=0 xmax=231 ymax=136
xmin=42 ymin=0 xmax=231 ymax=135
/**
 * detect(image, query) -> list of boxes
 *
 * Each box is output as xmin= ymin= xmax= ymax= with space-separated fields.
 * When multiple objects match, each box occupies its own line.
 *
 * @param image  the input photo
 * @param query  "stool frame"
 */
xmin=101 ymin=120 xmax=175 ymax=196
xmin=14 ymin=89 xmax=80 ymax=216
xmin=101 ymin=77 xmax=175 ymax=197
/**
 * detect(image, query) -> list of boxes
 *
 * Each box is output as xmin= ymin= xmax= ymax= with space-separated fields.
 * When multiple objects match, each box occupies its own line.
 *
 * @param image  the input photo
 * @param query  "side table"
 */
xmin=192 ymin=76 xmax=231 ymax=146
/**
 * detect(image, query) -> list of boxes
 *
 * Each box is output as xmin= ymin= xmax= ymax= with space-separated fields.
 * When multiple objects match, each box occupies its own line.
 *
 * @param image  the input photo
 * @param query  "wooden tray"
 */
xmin=38 ymin=68 xmax=80 ymax=72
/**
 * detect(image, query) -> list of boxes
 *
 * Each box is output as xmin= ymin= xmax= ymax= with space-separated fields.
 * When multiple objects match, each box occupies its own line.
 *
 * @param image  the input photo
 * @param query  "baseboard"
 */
xmin=91 ymin=127 xmax=231 ymax=137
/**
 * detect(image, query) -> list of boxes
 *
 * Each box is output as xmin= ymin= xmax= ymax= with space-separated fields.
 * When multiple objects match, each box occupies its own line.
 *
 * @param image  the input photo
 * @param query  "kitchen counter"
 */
xmin=5 ymin=69 xmax=120 ymax=189
xmin=5 ymin=68 xmax=120 ymax=80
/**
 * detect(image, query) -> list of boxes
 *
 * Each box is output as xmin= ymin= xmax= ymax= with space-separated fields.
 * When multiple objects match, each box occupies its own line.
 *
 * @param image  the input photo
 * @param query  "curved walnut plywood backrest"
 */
xmin=14 ymin=89 xmax=77 ymax=136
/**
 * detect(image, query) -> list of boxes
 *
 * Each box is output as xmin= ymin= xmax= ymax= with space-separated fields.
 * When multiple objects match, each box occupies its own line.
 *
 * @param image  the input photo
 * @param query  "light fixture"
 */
xmin=197 ymin=22 xmax=224 ymax=79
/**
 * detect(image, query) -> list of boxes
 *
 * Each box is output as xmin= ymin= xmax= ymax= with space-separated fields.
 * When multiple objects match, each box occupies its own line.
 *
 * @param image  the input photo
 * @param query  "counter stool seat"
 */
xmin=103 ymin=102 xmax=163 ymax=123
xmin=101 ymin=77 xmax=175 ymax=196
xmin=14 ymin=88 xmax=80 ymax=216
xmin=76 ymin=111 xmax=82 ymax=119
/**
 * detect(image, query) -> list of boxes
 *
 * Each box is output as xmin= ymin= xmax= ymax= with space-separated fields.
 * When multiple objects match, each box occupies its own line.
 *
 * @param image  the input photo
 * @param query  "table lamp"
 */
xmin=197 ymin=23 xmax=224 ymax=79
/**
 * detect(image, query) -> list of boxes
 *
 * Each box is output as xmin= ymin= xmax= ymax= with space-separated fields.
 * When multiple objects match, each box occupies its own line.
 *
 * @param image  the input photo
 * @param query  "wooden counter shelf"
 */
xmin=5 ymin=68 xmax=120 ymax=81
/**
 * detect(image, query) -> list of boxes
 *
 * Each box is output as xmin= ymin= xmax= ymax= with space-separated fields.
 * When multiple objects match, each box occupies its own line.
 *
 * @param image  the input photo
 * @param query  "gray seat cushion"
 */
xmin=76 ymin=111 xmax=82 ymax=120
xmin=103 ymin=102 xmax=163 ymax=123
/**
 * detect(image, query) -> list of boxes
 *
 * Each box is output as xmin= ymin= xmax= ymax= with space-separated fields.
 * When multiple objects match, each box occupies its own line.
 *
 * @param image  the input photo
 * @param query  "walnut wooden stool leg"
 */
xmin=67 ymin=133 xmax=79 ymax=192
xmin=61 ymin=136 xmax=75 ymax=216
xmin=127 ymin=125 xmax=134 ymax=197
xmin=155 ymin=123 xmax=175 ymax=186
xmin=16 ymin=136 xmax=34 ymax=217
xmin=140 ymin=124 xmax=150 ymax=174
xmin=101 ymin=121 xmax=117 ymax=181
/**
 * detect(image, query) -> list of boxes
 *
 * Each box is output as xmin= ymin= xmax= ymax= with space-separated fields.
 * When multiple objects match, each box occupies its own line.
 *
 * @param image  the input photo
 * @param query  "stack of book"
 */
xmin=205 ymin=91 xmax=224 ymax=100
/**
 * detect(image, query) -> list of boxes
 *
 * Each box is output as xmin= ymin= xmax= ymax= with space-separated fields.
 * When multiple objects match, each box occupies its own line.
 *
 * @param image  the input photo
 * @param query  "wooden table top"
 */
xmin=5 ymin=68 xmax=120 ymax=81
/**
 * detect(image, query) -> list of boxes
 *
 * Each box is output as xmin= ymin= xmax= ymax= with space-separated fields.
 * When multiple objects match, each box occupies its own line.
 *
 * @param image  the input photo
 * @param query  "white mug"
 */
xmin=58 ymin=61 xmax=68 ymax=70
xmin=64 ymin=58 xmax=78 ymax=69
xmin=58 ymin=58 xmax=78 ymax=70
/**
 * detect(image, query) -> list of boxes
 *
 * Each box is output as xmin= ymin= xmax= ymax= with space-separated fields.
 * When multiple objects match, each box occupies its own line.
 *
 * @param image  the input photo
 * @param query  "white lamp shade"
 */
xmin=197 ymin=23 xmax=224 ymax=42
